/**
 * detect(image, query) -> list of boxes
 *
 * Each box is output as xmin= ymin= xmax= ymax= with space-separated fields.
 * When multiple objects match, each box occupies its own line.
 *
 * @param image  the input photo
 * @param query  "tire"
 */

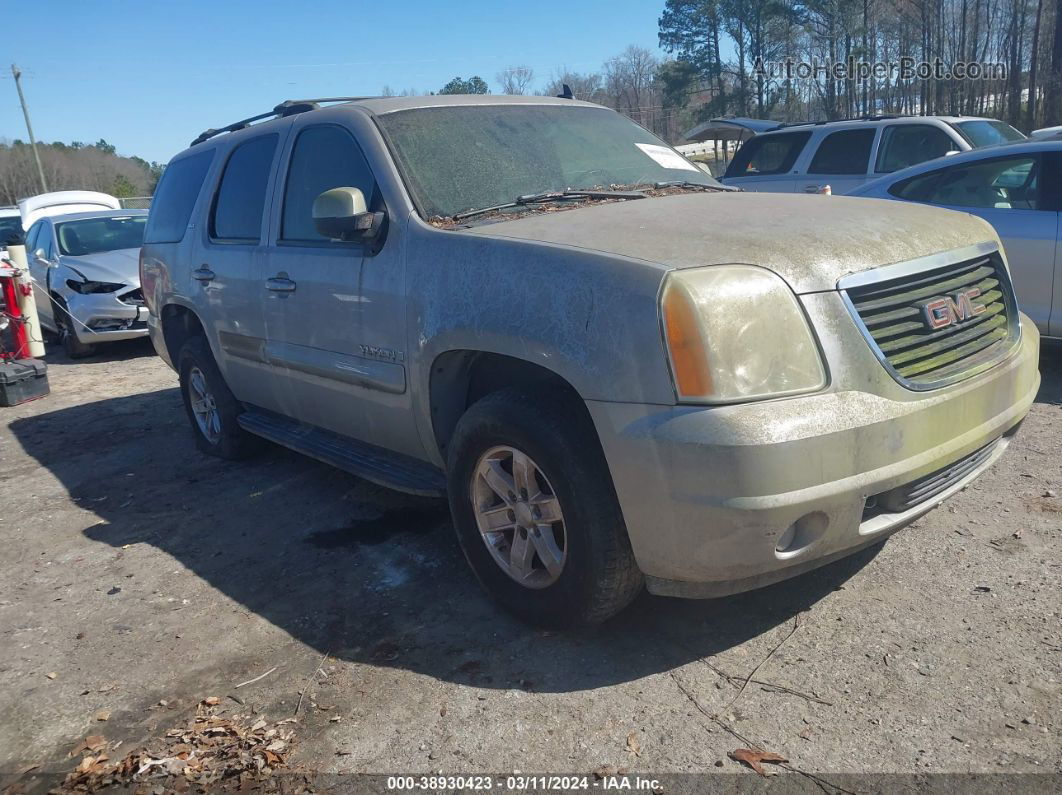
xmin=54 ymin=298 xmax=96 ymax=359
xmin=447 ymin=387 xmax=643 ymax=627
xmin=177 ymin=336 xmax=262 ymax=460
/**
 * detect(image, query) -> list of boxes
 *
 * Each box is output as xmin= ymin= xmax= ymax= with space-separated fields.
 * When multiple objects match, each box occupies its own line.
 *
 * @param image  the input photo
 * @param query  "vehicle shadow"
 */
xmin=1036 ymin=343 xmax=1062 ymax=405
xmin=12 ymin=388 xmax=887 ymax=694
xmin=41 ymin=337 xmax=156 ymax=367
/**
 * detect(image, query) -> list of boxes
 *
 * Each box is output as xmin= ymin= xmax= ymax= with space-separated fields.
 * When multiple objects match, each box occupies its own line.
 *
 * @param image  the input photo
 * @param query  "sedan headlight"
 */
xmin=660 ymin=265 xmax=827 ymax=403
xmin=66 ymin=279 xmax=124 ymax=294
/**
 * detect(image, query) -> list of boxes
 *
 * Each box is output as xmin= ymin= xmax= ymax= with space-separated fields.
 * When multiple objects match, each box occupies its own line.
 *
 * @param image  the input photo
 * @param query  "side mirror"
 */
xmin=944 ymin=150 xmax=961 ymax=157
xmin=34 ymin=248 xmax=52 ymax=264
xmin=312 ymin=187 xmax=385 ymax=242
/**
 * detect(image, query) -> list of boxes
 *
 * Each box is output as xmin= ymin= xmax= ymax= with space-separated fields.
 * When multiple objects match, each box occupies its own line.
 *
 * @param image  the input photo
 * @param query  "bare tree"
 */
xmin=496 ymin=65 xmax=535 ymax=95
xmin=543 ymin=69 xmax=608 ymax=102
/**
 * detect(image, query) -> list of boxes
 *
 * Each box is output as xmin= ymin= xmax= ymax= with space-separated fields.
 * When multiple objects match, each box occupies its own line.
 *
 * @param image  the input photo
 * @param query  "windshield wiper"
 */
xmin=652 ymin=180 xmax=740 ymax=192
xmin=452 ymin=188 xmax=646 ymax=221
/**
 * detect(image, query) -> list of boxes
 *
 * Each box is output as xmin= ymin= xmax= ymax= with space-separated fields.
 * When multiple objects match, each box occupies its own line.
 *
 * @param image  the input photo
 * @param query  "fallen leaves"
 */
xmin=69 ymin=735 xmax=107 ymax=757
xmin=56 ymin=697 xmax=300 ymax=793
xmin=625 ymin=731 xmax=641 ymax=757
xmin=728 ymin=747 xmax=788 ymax=776
xmin=94 ymin=710 xmax=111 ymax=722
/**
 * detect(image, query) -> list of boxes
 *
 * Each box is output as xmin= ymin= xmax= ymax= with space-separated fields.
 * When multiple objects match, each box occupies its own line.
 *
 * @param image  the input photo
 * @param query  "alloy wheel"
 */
xmin=471 ymin=445 xmax=567 ymax=589
xmin=187 ymin=366 xmax=221 ymax=444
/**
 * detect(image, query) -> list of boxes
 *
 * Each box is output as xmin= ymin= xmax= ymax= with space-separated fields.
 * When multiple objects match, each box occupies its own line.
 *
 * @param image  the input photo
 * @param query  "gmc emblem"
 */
xmin=920 ymin=288 xmax=987 ymax=330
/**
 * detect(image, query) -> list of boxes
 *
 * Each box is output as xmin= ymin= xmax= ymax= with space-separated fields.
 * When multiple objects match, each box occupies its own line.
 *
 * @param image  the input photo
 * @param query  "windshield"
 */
xmin=0 ymin=215 xmax=22 ymax=246
xmin=55 ymin=215 xmax=147 ymax=256
xmin=955 ymin=120 xmax=1026 ymax=148
xmin=376 ymin=104 xmax=720 ymax=219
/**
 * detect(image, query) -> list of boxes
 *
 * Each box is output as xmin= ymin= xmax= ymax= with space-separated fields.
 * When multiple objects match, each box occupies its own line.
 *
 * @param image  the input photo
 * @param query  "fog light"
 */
xmin=775 ymin=512 xmax=829 ymax=558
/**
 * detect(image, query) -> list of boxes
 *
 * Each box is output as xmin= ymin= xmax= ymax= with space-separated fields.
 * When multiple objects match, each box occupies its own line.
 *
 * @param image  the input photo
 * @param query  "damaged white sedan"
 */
xmin=25 ymin=209 xmax=148 ymax=358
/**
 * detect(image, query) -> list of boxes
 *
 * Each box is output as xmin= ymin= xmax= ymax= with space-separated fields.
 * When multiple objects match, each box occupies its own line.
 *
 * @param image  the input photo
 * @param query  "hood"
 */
xmin=61 ymin=247 xmax=140 ymax=286
xmin=461 ymin=192 xmax=997 ymax=293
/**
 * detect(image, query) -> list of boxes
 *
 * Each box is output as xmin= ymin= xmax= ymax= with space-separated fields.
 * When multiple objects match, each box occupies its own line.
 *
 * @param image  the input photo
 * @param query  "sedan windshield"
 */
xmin=55 ymin=215 xmax=147 ymax=256
xmin=377 ymin=104 xmax=720 ymax=219
xmin=955 ymin=120 xmax=1026 ymax=148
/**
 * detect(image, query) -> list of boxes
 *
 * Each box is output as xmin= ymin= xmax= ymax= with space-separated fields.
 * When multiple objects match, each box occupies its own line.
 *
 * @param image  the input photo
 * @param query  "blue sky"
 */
xmin=3 ymin=0 xmax=666 ymax=164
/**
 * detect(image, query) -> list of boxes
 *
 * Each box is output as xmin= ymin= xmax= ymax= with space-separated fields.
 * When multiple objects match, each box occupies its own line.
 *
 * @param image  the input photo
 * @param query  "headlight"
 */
xmin=660 ymin=265 xmax=826 ymax=403
xmin=66 ymin=279 xmax=124 ymax=294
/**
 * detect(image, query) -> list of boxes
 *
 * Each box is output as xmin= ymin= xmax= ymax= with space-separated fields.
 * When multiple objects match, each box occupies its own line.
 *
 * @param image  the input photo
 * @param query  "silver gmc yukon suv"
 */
xmin=141 ymin=95 xmax=1040 ymax=626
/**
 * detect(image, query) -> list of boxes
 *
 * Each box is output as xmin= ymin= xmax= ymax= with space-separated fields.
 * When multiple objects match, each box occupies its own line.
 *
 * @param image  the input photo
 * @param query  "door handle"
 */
xmin=265 ymin=276 xmax=296 ymax=292
xmin=192 ymin=266 xmax=215 ymax=282
xmin=803 ymin=184 xmax=820 ymax=193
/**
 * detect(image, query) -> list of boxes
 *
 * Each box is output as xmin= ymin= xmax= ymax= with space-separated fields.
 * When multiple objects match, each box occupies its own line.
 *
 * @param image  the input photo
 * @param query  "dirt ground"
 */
xmin=0 ymin=338 xmax=1060 ymax=792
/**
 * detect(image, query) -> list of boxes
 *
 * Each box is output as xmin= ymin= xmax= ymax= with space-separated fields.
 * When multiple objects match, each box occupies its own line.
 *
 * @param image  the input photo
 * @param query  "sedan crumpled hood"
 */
xmin=461 ymin=192 xmax=997 ymax=293
xmin=61 ymin=247 xmax=140 ymax=286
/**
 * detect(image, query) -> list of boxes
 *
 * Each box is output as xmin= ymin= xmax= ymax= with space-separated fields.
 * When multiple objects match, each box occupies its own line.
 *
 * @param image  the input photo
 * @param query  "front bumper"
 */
xmin=587 ymin=315 xmax=1040 ymax=598
xmin=68 ymin=290 xmax=148 ymax=345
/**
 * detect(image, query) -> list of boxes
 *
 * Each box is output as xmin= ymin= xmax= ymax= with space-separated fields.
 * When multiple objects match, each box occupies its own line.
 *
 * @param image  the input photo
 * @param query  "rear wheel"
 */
xmin=178 ymin=336 xmax=262 ymax=459
xmin=54 ymin=298 xmax=96 ymax=359
xmin=447 ymin=388 xmax=643 ymax=627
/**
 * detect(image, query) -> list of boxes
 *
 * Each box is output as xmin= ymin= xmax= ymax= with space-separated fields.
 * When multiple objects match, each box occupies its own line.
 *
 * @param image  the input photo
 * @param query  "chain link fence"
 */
xmin=118 ymin=196 xmax=152 ymax=209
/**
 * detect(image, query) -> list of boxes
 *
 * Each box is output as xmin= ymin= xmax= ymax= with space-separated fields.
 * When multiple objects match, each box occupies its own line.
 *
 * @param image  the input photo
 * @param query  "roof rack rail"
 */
xmin=190 ymin=97 xmax=376 ymax=146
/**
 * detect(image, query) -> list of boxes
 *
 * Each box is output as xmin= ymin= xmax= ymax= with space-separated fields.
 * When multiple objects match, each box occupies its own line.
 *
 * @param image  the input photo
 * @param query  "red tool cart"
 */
xmin=1 ymin=257 xmax=49 ymax=406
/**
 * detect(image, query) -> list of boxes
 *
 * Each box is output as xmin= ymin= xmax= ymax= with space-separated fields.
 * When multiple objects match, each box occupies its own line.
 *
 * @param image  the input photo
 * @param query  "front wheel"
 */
xmin=447 ymin=388 xmax=643 ymax=627
xmin=54 ymin=298 xmax=96 ymax=359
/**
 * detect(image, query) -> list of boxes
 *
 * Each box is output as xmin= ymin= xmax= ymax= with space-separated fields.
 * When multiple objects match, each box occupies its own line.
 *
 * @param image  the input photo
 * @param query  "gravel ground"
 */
xmin=0 ymin=339 xmax=1059 ymax=791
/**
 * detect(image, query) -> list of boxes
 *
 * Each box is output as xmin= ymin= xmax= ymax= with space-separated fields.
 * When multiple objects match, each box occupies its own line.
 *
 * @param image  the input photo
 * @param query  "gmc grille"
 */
xmin=841 ymin=250 xmax=1019 ymax=389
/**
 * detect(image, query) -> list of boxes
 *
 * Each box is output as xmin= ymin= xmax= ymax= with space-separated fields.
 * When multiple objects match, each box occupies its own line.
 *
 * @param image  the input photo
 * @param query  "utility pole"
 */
xmin=11 ymin=64 xmax=48 ymax=193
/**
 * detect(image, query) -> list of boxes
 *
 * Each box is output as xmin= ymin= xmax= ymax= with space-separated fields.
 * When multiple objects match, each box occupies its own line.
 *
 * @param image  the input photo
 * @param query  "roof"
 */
xmin=688 ymin=114 xmax=1005 ymax=143
xmin=353 ymin=94 xmax=599 ymax=115
xmin=187 ymin=94 xmax=607 ymax=147
xmin=46 ymin=208 xmax=149 ymax=223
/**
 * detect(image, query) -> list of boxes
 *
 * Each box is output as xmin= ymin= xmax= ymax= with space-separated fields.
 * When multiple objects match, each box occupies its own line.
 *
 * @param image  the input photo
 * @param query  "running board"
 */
xmin=237 ymin=410 xmax=447 ymax=497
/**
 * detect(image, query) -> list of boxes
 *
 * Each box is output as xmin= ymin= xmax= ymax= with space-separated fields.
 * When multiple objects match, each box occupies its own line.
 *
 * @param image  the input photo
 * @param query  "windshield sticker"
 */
xmin=635 ymin=143 xmax=699 ymax=172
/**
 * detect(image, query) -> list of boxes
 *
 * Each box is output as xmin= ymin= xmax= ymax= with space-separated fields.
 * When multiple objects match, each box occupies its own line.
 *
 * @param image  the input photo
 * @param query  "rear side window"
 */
xmin=281 ymin=125 xmax=378 ymax=243
xmin=211 ymin=135 xmax=278 ymax=241
xmin=808 ymin=129 xmax=875 ymax=174
xmin=892 ymin=156 xmax=1040 ymax=210
xmin=876 ymin=125 xmax=955 ymax=173
xmin=145 ymin=150 xmax=214 ymax=244
xmin=725 ymin=131 xmax=811 ymax=177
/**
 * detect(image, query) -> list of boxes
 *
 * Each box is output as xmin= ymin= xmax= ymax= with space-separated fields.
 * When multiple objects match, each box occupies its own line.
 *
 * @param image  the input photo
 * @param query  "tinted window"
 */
xmin=876 ymin=124 xmax=956 ymax=173
xmin=145 ymin=150 xmax=214 ymax=244
xmin=56 ymin=216 xmax=147 ymax=256
xmin=282 ymin=126 xmax=377 ymax=242
xmin=808 ymin=129 xmax=875 ymax=174
xmin=895 ymin=156 xmax=1040 ymax=210
xmin=725 ymin=132 xmax=812 ymax=177
xmin=0 ymin=215 xmax=22 ymax=246
xmin=211 ymin=135 xmax=278 ymax=241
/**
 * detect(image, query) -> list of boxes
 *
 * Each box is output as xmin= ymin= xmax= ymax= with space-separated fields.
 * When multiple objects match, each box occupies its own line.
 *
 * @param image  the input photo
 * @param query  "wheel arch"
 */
xmin=159 ymin=303 xmax=207 ymax=366
xmin=428 ymin=349 xmax=594 ymax=461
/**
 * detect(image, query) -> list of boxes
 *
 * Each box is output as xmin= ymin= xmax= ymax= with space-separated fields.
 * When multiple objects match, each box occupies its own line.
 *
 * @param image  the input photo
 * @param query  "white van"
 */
xmin=720 ymin=116 xmax=1025 ymax=194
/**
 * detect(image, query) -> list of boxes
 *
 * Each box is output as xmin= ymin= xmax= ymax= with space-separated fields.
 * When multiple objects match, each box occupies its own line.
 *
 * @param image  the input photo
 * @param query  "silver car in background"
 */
xmin=850 ymin=138 xmax=1062 ymax=337
xmin=24 ymin=209 xmax=149 ymax=358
